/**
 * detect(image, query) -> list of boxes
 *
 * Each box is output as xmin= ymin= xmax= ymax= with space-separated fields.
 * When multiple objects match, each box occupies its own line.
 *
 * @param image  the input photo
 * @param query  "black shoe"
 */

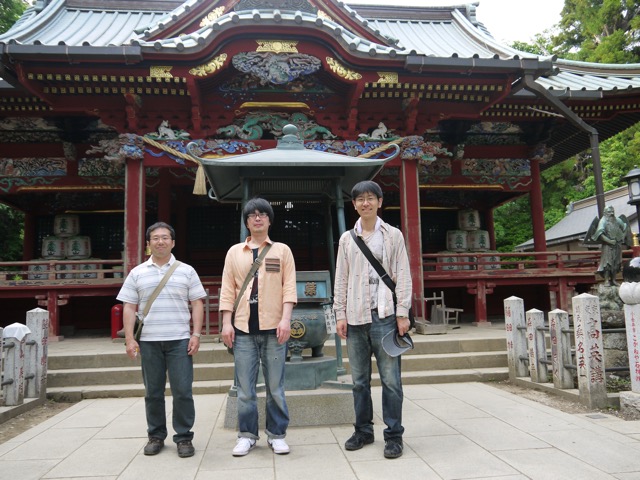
xmin=384 ymin=439 xmax=403 ymax=459
xmin=344 ymin=432 xmax=374 ymax=451
xmin=143 ymin=437 xmax=164 ymax=456
xmin=177 ymin=440 xmax=195 ymax=458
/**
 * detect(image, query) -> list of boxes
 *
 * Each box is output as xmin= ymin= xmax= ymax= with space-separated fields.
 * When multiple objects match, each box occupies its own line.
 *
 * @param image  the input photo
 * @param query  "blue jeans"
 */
xmin=140 ymin=339 xmax=194 ymax=444
xmin=347 ymin=312 xmax=404 ymax=441
xmin=233 ymin=333 xmax=289 ymax=440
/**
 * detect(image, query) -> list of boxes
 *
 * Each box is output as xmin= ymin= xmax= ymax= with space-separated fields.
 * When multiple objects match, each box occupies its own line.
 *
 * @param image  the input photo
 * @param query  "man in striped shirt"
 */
xmin=118 ymin=222 xmax=206 ymax=459
xmin=333 ymin=180 xmax=412 ymax=459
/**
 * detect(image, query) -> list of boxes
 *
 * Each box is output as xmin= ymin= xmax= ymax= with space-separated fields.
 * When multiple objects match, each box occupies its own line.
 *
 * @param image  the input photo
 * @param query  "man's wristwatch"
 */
xmin=192 ymin=332 xmax=201 ymax=338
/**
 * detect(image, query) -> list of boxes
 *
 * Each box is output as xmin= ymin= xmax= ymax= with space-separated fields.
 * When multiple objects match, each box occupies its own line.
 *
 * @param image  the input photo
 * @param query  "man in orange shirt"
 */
xmin=219 ymin=198 xmax=297 ymax=457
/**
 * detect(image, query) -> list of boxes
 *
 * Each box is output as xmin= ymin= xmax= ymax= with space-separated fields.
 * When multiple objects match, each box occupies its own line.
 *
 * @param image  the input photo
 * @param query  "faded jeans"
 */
xmin=347 ymin=311 xmax=404 ymax=441
xmin=234 ymin=333 xmax=289 ymax=440
xmin=140 ymin=339 xmax=195 ymax=444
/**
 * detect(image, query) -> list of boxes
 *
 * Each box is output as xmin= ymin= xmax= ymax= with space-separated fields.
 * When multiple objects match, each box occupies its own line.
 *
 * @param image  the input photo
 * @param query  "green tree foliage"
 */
xmin=0 ymin=0 xmax=27 ymax=34
xmin=551 ymin=0 xmax=640 ymax=62
xmin=494 ymin=197 xmax=534 ymax=252
xmin=494 ymin=1 xmax=640 ymax=251
xmin=0 ymin=2 xmax=27 ymax=260
xmin=0 ymin=204 xmax=24 ymax=261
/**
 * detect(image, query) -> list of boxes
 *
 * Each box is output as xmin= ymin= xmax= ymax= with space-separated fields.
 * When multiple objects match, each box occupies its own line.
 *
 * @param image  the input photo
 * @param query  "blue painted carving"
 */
xmin=231 ymin=52 xmax=322 ymax=85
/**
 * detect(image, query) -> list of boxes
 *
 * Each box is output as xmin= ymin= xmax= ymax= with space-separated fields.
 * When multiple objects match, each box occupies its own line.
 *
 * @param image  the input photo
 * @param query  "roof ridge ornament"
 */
xmin=277 ymin=124 xmax=305 ymax=150
xmin=235 ymin=0 xmax=317 ymax=14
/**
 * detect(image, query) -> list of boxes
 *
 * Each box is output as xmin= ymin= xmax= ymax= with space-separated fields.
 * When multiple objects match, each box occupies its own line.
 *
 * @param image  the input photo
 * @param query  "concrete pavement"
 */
xmin=4 ymin=381 xmax=640 ymax=479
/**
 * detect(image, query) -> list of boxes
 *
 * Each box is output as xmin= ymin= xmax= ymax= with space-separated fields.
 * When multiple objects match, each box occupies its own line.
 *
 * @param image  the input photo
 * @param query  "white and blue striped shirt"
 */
xmin=117 ymin=255 xmax=206 ymax=341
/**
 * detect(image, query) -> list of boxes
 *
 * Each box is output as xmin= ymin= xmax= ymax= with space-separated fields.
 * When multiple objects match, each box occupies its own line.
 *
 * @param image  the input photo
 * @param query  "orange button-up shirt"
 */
xmin=220 ymin=237 xmax=297 ymax=333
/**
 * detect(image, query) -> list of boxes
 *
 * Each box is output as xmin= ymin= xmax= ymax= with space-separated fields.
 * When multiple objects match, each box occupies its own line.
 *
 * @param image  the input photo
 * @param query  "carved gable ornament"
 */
xmin=232 ymin=52 xmax=322 ymax=85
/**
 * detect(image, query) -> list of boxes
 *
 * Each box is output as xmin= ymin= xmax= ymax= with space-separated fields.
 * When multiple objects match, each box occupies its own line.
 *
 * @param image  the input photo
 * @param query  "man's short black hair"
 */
xmin=351 ymin=180 xmax=383 ymax=200
xmin=146 ymin=222 xmax=175 ymax=242
xmin=243 ymin=197 xmax=274 ymax=226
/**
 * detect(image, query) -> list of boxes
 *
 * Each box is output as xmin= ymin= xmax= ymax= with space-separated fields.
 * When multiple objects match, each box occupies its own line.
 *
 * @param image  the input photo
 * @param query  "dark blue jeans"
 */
xmin=234 ymin=333 xmax=289 ymax=440
xmin=347 ymin=312 xmax=404 ymax=441
xmin=140 ymin=339 xmax=194 ymax=444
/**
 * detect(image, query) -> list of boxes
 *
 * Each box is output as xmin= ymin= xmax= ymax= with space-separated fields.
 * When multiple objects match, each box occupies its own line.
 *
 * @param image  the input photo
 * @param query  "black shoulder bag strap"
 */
xmin=350 ymin=229 xmax=414 ymax=328
xmin=350 ymin=229 xmax=397 ymax=302
xmin=232 ymin=243 xmax=272 ymax=315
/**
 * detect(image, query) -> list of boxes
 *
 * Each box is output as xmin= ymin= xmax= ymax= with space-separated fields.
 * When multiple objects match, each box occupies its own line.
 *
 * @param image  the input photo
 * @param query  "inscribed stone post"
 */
xmin=504 ymin=296 xmax=527 ymax=379
xmin=0 ymin=327 xmax=3 ymax=404
xmin=548 ymin=309 xmax=574 ymax=389
xmin=572 ymin=293 xmax=607 ymax=409
xmin=623 ymin=304 xmax=640 ymax=393
xmin=526 ymin=308 xmax=547 ymax=383
xmin=25 ymin=308 xmax=49 ymax=398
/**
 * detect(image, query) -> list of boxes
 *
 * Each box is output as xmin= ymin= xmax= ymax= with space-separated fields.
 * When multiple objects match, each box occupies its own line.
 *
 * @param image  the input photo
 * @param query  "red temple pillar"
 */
xmin=124 ymin=156 xmax=145 ymax=273
xmin=530 ymin=158 xmax=546 ymax=252
xmin=400 ymin=158 xmax=424 ymax=317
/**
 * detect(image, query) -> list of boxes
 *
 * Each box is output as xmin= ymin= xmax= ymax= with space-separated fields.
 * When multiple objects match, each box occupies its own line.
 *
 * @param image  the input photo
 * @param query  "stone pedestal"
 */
xmin=224 ymin=386 xmax=354 ymax=429
xmin=284 ymin=356 xmax=338 ymax=390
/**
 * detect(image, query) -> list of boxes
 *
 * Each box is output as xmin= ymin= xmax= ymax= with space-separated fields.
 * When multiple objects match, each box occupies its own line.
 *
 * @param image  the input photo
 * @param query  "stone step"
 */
xmin=44 ymin=324 xmax=509 ymax=401
xmin=47 ymin=336 xmax=507 ymax=370
xmin=46 ymin=351 xmax=507 ymax=388
xmin=46 ymin=367 xmax=509 ymax=402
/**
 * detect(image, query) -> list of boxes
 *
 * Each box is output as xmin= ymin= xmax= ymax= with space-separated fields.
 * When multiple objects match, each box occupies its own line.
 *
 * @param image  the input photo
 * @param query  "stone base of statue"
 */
xmin=594 ymin=284 xmax=629 ymax=378
xmin=620 ymin=391 xmax=640 ymax=420
xmin=595 ymin=284 xmax=623 ymax=312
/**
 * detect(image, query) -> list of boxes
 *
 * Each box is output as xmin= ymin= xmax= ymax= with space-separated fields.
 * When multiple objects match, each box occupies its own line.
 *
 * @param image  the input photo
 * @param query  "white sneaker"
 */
xmin=232 ymin=437 xmax=256 ymax=456
xmin=268 ymin=438 xmax=290 ymax=454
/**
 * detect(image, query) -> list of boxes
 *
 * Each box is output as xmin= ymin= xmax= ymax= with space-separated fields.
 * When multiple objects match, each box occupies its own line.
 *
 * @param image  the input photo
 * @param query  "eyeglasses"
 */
xmin=150 ymin=235 xmax=172 ymax=242
xmin=355 ymin=196 xmax=378 ymax=205
xmin=247 ymin=212 xmax=268 ymax=220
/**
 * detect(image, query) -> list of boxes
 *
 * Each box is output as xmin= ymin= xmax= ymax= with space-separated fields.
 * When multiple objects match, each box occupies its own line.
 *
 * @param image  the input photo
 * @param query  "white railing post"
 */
xmin=526 ymin=309 xmax=548 ymax=382
xmin=548 ymin=309 xmax=574 ymax=389
xmin=25 ymin=308 xmax=50 ymax=398
xmin=572 ymin=293 xmax=607 ymax=409
xmin=504 ymin=296 xmax=528 ymax=379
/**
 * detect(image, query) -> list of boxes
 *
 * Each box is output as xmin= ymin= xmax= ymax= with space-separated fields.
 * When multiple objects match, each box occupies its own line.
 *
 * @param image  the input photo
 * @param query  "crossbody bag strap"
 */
xmin=142 ymin=260 xmax=182 ymax=317
xmin=232 ymin=243 xmax=272 ymax=313
xmin=350 ymin=229 xmax=397 ymax=298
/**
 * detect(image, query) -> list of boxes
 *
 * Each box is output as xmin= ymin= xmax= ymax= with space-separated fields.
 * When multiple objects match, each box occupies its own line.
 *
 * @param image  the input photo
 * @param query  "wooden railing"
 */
xmin=0 ymin=259 xmax=125 ymax=286
xmin=423 ymin=250 xmax=612 ymax=273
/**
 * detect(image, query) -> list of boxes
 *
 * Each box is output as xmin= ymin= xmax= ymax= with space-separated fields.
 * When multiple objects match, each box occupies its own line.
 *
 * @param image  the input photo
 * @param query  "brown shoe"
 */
xmin=177 ymin=440 xmax=195 ymax=458
xmin=143 ymin=437 xmax=164 ymax=456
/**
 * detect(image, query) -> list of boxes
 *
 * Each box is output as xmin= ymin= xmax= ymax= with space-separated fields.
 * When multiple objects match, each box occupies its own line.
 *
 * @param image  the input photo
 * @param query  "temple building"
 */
xmin=1 ymin=0 xmax=640 ymax=338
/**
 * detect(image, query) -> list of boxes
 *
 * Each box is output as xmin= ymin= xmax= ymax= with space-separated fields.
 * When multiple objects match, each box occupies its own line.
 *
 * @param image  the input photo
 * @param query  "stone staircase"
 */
xmin=46 ymin=327 xmax=509 ymax=402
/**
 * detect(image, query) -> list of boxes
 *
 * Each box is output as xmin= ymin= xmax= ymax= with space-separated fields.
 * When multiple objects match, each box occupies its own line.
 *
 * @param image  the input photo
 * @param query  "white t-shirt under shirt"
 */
xmin=116 ymin=255 xmax=207 ymax=341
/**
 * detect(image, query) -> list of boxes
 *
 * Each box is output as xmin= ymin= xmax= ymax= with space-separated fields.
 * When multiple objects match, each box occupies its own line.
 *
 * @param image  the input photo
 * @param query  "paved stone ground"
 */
xmin=1 ymin=379 xmax=633 ymax=446
xmin=0 ymin=401 xmax=73 ymax=444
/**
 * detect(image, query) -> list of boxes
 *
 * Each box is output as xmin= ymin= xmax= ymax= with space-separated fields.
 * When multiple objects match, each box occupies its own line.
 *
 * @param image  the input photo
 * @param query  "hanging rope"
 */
xmin=138 ymin=135 xmax=406 ymax=195
xmin=140 ymin=136 xmax=209 ymax=195
xmin=356 ymin=137 xmax=406 ymax=158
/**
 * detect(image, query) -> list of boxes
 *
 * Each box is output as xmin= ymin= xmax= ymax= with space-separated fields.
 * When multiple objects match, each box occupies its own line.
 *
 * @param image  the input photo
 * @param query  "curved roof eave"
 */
xmin=526 ymin=66 xmax=640 ymax=98
xmin=140 ymin=0 xmax=397 ymax=48
xmin=133 ymin=9 xmax=406 ymax=59
xmin=0 ymin=0 xmax=67 ymax=44
xmin=449 ymin=9 xmax=548 ymax=61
